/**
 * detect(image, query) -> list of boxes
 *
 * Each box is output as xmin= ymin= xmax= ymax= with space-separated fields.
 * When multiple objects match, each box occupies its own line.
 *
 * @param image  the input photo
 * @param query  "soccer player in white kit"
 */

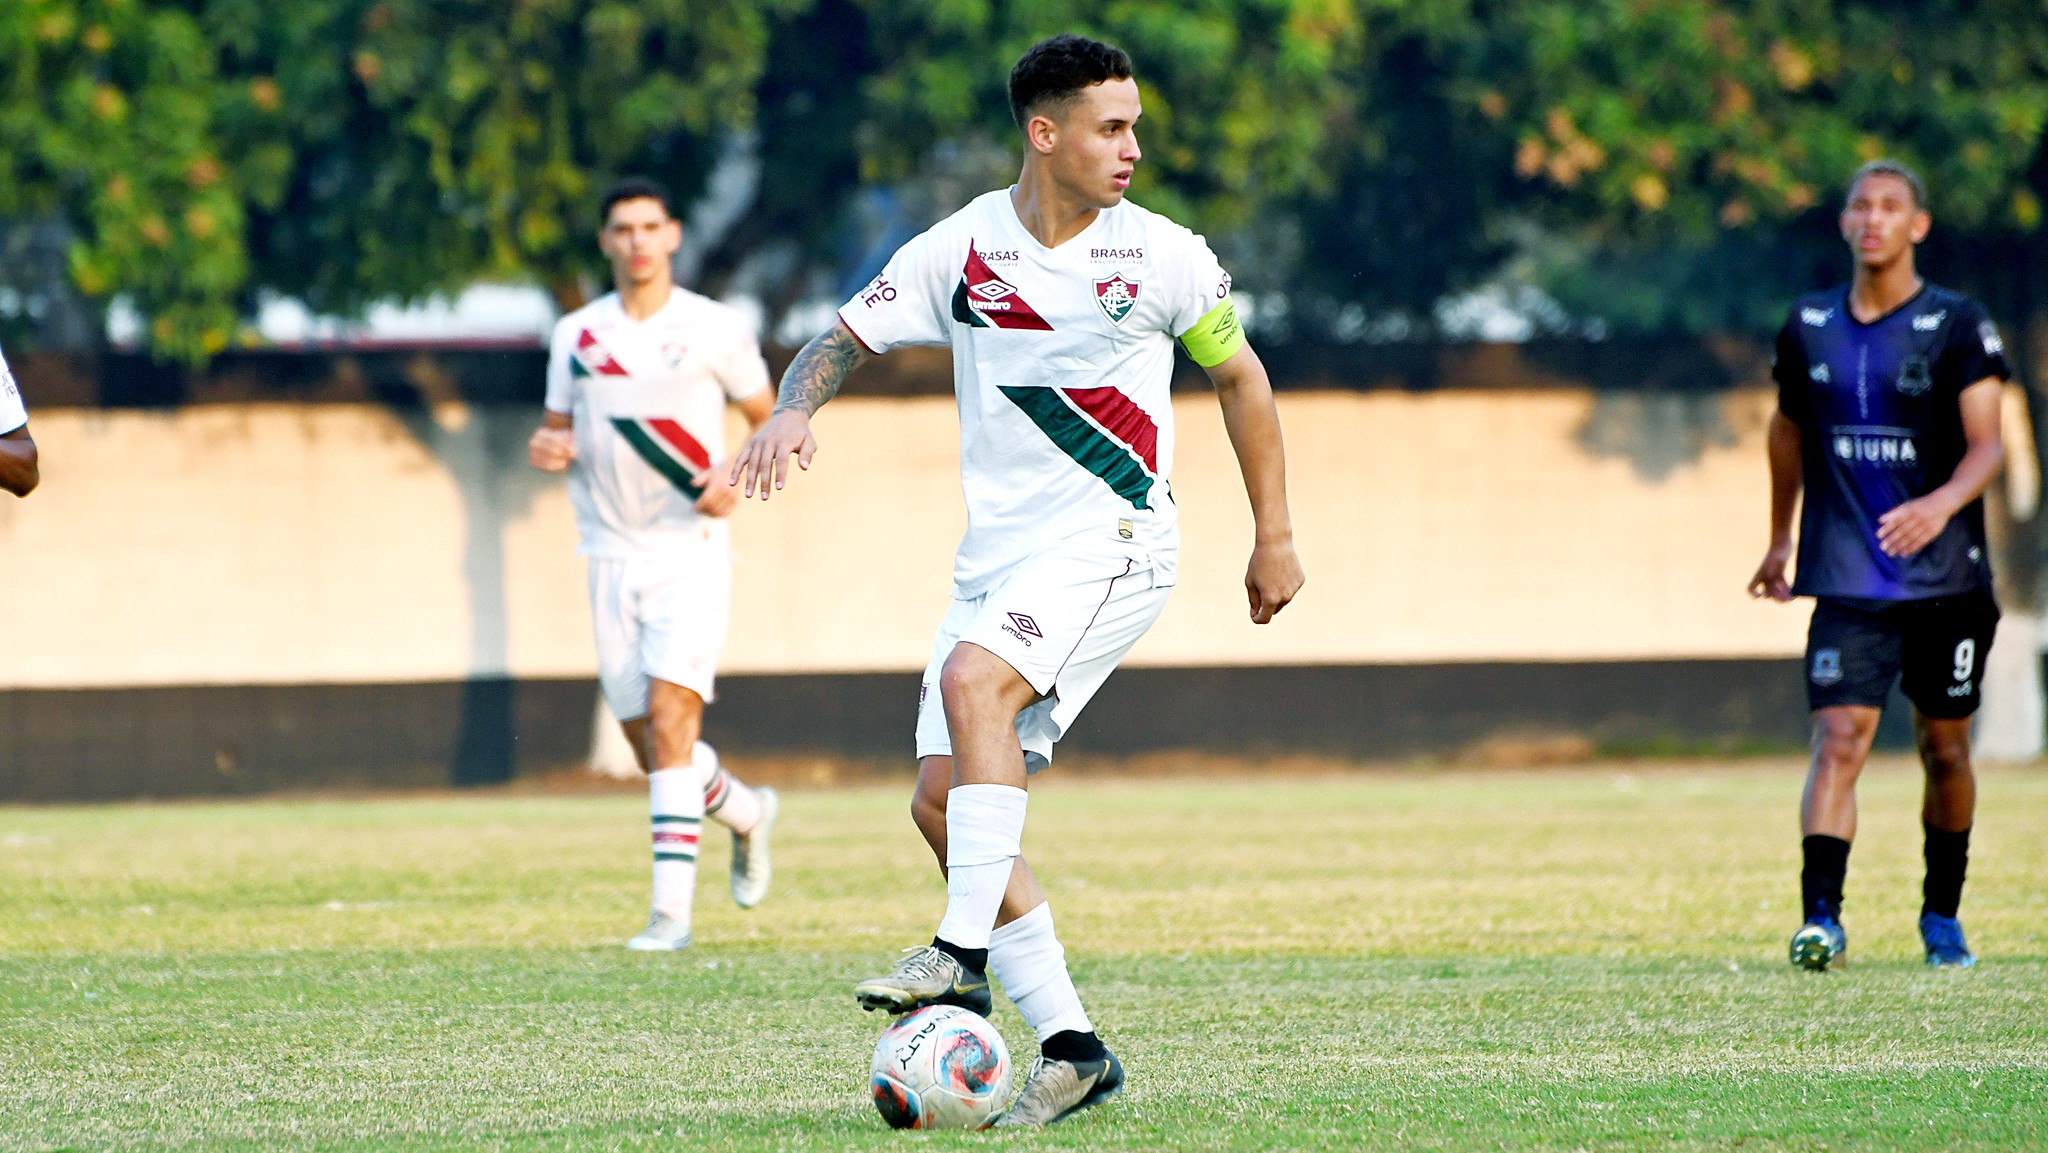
xmin=528 ymin=178 xmax=781 ymax=951
xmin=0 ymin=342 xmax=39 ymax=497
xmin=730 ymin=36 xmax=1304 ymax=1126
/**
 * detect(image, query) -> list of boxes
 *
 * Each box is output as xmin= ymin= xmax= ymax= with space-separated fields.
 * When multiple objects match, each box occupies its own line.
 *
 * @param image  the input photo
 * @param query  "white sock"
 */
xmin=695 ymin=741 xmax=763 ymax=835
xmin=934 ymin=784 xmax=1027 ymax=952
xmin=989 ymin=902 xmax=1094 ymax=1042
xmin=648 ymin=764 xmax=710 ymax=922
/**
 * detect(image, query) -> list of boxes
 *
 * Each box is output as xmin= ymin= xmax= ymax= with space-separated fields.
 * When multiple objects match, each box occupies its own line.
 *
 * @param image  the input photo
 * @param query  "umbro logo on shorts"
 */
xmin=1007 ymin=613 xmax=1043 ymax=639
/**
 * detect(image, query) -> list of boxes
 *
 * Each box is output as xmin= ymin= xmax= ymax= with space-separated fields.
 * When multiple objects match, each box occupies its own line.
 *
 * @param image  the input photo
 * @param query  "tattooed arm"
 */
xmin=729 ymin=321 xmax=873 ymax=499
xmin=776 ymin=321 xmax=871 ymax=417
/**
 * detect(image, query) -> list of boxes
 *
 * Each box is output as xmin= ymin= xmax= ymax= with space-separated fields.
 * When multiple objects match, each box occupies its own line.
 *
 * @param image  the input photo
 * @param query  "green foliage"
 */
xmin=1481 ymin=0 xmax=2048 ymax=336
xmin=850 ymin=0 xmax=1363 ymax=231
xmin=11 ymin=0 xmax=2048 ymax=356
xmin=298 ymin=0 xmax=793 ymax=309
xmin=0 ymin=0 xmax=286 ymax=360
xmin=1 ymin=0 xmax=791 ymax=358
xmin=1493 ymin=0 xmax=2048 ymax=239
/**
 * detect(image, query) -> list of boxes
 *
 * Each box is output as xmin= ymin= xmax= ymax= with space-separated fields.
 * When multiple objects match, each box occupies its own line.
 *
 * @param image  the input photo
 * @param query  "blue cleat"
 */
xmin=1919 ymin=911 xmax=1976 ymax=969
xmin=1790 ymin=918 xmax=1846 ymax=971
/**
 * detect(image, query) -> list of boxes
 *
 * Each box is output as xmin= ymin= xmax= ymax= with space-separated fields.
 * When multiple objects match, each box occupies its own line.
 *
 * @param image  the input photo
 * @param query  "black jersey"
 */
xmin=1773 ymin=283 xmax=2009 ymax=601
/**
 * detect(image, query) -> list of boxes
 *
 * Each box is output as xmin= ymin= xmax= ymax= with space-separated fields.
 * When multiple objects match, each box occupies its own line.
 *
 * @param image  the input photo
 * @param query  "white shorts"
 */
xmin=915 ymin=540 xmax=1172 ymax=772
xmin=587 ymin=523 xmax=731 ymax=720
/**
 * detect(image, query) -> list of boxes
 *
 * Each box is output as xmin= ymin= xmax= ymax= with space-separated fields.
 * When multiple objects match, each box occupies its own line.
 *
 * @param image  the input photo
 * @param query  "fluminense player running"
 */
xmin=529 ymin=178 xmax=781 ymax=951
xmin=0 ymin=340 xmax=39 ymax=497
xmin=729 ymin=35 xmax=1304 ymax=1126
xmin=1748 ymin=159 xmax=2009 ymax=972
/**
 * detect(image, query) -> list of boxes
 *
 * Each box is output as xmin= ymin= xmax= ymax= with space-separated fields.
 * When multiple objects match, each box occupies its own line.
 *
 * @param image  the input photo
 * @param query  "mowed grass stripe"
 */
xmin=2 ymin=760 xmax=2044 ymax=1150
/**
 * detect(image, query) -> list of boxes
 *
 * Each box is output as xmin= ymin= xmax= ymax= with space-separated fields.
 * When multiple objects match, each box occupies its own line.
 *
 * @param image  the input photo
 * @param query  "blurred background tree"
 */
xmin=0 ymin=0 xmax=289 ymax=360
xmin=1485 ymin=0 xmax=2048 ymax=352
xmin=4 ymin=0 xmax=2048 ymax=365
xmin=243 ymin=0 xmax=797 ymax=317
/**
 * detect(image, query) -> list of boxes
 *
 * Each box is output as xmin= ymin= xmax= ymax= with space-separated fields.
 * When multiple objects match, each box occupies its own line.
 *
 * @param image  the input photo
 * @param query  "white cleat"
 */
xmin=731 ymin=787 xmax=777 ymax=909
xmin=626 ymin=911 xmax=692 ymax=951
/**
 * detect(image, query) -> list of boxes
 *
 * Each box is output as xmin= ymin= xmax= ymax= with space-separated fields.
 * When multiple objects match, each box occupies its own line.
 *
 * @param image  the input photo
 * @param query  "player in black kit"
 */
xmin=1748 ymin=159 xmax=2010 ymax=971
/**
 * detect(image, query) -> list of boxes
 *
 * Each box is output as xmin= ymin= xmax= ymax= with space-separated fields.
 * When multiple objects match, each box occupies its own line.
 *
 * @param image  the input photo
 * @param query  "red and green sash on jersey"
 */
xmin=998 ymin=384 xmax=1160 ymax=510
xmin=612 ymin=417 xmax=714 ymax=500
xmin=574 ymin=329 xmax=715 ymax=499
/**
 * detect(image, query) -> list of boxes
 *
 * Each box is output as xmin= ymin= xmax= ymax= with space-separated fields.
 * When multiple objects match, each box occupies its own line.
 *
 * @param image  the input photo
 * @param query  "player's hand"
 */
xmin=1877 ymin=494 xmax=1955 ymax=558
xmin=1245 ymin=539 xmax=1304 ymax=624
xmin=693 ymin=475 xmax=740 ymax=518
xmin=1746 ymin=543 xmax=1794 ymax=602
xmin=528 ymin=426 xmax=575 ymax=472
xmin=729 ymin=409 xmax=817 ymax=500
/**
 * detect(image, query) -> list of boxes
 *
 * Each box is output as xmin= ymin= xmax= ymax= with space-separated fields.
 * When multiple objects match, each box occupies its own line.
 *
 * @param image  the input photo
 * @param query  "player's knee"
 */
xmin=1918 ymin=730 xmax=1972 ymax=780
xmin=937 ymin=654 xmax=999 ymax=716
xmin=1812 ymin=711 xmax=1876 ymax=767
xmin=644 ymin=705 xmax=703 ymax=766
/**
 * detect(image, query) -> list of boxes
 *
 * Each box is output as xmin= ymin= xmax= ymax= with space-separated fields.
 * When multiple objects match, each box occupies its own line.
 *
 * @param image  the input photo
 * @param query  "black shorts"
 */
xmin=1805 ymin=590 xmax=2000 ymax=718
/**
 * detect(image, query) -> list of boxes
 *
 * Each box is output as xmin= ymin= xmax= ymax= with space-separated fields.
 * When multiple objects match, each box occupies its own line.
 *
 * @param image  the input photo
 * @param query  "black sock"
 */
xmin=1041 ymin=1029 xmax=1107 ymax=1063
xmin=1922 ymin=824 xmax=1972 ymax=919
xmin=931 ymin=936 xmax=987 ymax=974
xmin=1800 ymin=834 xmax=1851 ymax=923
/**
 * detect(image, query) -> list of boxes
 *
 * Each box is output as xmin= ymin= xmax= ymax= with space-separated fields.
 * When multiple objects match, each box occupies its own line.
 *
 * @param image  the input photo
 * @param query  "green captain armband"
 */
xmin=1179 ymin=297 xmax=1246 ymax=367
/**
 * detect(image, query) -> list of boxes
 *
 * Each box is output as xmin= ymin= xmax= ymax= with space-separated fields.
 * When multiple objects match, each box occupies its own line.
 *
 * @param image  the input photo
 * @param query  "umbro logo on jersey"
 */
xmin=1913 ymin=310 xmax=1947 ymax=331
xmin=1810 ymin=364 xmax=1831 ymax=384
xmin=1801 ymin=307 xmax=1833 ymax=327
xmin=952 ymin=244 xmax=1053 ymax=331
xmin=1095 ymin=274 xmax=1140 ymax=325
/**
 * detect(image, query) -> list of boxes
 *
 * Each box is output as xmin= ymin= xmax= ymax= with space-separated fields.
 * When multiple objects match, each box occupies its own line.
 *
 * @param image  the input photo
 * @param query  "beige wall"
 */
xmin=0 ymin=390 xmax=1806 ymax=689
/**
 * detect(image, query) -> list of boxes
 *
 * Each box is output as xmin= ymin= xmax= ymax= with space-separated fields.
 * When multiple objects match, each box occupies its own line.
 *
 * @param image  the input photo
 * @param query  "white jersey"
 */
xmin=0 ymin=343 xmax=25 ymax=434
xmin=839 ymin=188 xmax=1239 ymax=598
xmin=546 ymin=289 xmax=770 ymax=557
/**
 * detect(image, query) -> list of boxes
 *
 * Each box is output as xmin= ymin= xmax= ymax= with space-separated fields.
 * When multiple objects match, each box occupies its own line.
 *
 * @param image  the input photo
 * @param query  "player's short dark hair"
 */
xmin=1008 ymin=34 xmax=1134 ymax=129
xmin=599 ymin=177 xmax=675 ymax=223
xmin=1846 ymin=159 xmax=1926 ymax=210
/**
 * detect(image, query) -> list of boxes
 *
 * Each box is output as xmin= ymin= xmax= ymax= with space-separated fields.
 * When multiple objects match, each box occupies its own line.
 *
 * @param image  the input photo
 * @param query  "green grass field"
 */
xmin=4 ymin=758 xmax=2045 ymax=1151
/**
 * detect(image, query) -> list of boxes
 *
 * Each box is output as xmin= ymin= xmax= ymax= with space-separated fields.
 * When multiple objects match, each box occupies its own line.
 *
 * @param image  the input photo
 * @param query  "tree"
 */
xmin=0 ymin=0 xmax=796 ymax=357
xmin=246 ymin=0 xmax=796 ymax=316
xmin=0 ymin=0 xmax=292 ymax=360
xmin=14 ymin=0 xmax=2048 ymax=368
xmin=1476 ymin=0 xmax=2048 ymax=344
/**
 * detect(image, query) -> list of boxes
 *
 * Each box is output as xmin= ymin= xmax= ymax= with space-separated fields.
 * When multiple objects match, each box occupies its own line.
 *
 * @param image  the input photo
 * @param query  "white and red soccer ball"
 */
xmin=869 ymin=1005 xmax=1011 ymax=1130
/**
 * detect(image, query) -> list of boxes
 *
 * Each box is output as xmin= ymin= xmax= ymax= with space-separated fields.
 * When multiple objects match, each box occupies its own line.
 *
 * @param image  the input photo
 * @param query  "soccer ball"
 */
xmin=869 ymin=1004 xmax=1012 ymax=1130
